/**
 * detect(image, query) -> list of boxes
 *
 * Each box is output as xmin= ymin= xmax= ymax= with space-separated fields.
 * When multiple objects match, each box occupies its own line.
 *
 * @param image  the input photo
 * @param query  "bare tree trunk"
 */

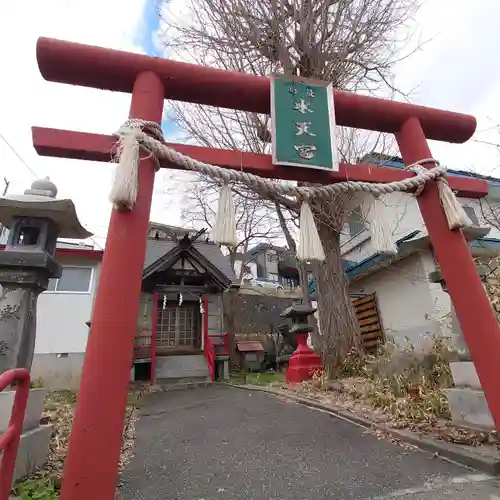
xmin=160 ymin=0 xmax=419 ymax=374
xmin=312 ymin=222 xmax=360 ymax=378
xmin=275 ymin=203 xmax=310 ymax=302
xmin=298 ymin=263 xmax=311 ymax=304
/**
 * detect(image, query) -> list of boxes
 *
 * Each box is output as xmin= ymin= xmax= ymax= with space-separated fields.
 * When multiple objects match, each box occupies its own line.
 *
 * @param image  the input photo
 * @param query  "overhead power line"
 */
xmin=0 ymin=132 xmax=39 ymax=178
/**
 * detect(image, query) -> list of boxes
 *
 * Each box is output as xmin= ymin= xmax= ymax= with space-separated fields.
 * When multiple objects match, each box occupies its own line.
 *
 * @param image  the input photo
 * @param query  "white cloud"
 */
xmin=0 ymin=0 xmax=181 ymax=247
xmin=158 ymin=0 xmax=500 ymax=178
xmin=395 ymin=0 xmax=500 ymax=174
xmin=2 ymin=0 xmax=500 ymax=253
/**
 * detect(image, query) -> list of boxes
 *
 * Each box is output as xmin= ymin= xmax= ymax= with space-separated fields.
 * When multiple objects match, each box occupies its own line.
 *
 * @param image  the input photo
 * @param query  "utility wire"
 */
xmin=0 ymin=132 xmax=39 ymax=178
xmin=0 ymin=132 xmax=107 ymax=250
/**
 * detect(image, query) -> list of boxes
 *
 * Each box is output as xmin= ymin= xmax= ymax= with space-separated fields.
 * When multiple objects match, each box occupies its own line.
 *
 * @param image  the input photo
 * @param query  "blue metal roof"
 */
xmin=308 ymin=259 xmax=357 ymax=294
xmin=367 ymin=154 xmax=500 ymax=189
xmin=344 ymin=234 xmax=500 ymax=282
xmin=344 ymin=230 xmax=421 ymax=280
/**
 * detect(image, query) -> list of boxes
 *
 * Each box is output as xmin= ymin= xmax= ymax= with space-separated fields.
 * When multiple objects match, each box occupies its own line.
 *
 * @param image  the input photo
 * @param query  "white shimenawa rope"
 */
xmin=110 ymin=119 xmax=473 ymax=261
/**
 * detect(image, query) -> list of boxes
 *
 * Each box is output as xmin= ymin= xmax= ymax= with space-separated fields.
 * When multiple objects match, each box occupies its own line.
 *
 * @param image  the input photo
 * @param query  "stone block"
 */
xmin=450 ymin=361 xmax=482 ymax=390
xmin=0 ymin=388 xmax=46 ymax=433
xmin=155 ymin=355 xmax=210 ymax=380
xmin=443 ymin=388 xmax=494 ymax=430
xmin=13 ymin=425 xmax=52 ymax=481
xmin=222 ymin=360 xmax=229 ymax=380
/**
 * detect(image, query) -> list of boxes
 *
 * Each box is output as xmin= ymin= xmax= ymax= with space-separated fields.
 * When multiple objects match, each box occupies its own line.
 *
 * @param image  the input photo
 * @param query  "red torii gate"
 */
xmin=32 ymin=37 xmax=499 ymax=500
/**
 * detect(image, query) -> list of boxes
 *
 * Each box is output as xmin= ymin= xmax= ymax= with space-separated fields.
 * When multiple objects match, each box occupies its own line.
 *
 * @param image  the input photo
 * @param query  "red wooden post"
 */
xmin=151 ymin=291 xmax=159 ymax=386
xmin=202 ymin=295 xmax=215 ymax=381
xmin=396 ymin=117 xmax=500 ymax=431
xmin=30 ymin=38 xmax=500 ymax=489
xmin=203 ymin=295 xmax=209 ymax=343
xmin=59 ymin=72 xmax=164 ymax=500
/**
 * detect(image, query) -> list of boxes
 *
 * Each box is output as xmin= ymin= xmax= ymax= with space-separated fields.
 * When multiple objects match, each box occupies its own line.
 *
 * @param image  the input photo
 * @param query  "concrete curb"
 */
xmin=227 ymin=383 xmax=500 ymax=476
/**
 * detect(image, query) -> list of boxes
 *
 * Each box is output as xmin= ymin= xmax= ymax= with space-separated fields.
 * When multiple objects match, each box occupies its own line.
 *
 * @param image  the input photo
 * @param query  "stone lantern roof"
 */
xmin=0 ymin=177 xmax=92 ymax=239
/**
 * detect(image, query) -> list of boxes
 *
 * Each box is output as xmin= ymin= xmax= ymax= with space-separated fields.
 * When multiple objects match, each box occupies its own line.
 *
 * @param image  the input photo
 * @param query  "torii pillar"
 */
xmin=31 ymin=37 xmax=500 ymax=500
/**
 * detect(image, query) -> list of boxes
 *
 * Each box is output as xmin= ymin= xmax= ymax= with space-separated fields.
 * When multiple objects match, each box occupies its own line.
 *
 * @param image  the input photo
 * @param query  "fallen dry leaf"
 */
xmin=31 ymin=385 xmax=150 ymax=485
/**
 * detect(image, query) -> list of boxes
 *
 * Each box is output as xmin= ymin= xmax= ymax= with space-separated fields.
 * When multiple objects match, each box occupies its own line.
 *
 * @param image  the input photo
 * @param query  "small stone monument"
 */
xmin=280 ymin=302 xmax=322 ymax=384
xmin=0 ymin=177 xmax=91 ymax=480
xmin=429 ymin=264 xmax=494 ymax=430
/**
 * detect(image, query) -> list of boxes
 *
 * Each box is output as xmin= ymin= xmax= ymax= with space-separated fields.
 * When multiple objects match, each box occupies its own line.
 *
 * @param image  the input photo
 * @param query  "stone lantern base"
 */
xmin=0 ymin=388 xmax=52 ymax=480
xmin=286 ymin=333 xmax=323 ymax=384
xmin=428 ymin=264 xmax=495 ymax=430
xmin=442 ymin=361 xmax=495 ymax=430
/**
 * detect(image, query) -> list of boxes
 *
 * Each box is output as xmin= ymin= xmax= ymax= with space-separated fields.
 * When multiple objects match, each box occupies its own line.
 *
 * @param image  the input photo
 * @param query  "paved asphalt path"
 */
xmin=118 ymin=385 xmax=500 ymax=499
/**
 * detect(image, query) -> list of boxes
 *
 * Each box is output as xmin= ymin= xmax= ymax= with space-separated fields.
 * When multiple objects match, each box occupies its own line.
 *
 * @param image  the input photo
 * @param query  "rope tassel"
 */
xmin=362 ymin=195 xmax=398 ymax=256
xmin=297 ymin=202 xmax=325 ymax=262
xmin=437 ymin=179 xmax=474 ymax=230
xmin=212 ymin=183 xmax=237 ymax=247
xmin=109 ymin=133 xmax=140 ymax=211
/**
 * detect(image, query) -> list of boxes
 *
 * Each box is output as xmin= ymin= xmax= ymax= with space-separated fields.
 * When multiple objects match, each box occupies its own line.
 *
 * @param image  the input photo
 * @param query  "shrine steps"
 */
xmin=155 ymin=354 xmax=213 ymax=389
xmin=157 ymin=377 xmax=213 ymax=391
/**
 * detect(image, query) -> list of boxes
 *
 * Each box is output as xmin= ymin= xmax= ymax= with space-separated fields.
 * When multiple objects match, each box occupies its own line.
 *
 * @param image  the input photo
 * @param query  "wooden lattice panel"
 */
xmin=156 ymin=303 xmax=200 ymax=349
xmin=352 ymin=294 xmax=384 ymax=352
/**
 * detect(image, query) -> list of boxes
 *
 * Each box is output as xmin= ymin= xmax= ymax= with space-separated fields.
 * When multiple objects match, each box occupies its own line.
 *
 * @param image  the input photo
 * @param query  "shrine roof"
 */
xmin=143 ymin=237 xmax=236 ymax=283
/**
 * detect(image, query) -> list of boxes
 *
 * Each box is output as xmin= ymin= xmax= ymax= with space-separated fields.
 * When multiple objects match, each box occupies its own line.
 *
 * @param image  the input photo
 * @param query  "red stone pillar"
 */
xmin=396 ymin=117 xmax=500 ymax=432
xmin=60 ymin=72 xmax=164 ymax=500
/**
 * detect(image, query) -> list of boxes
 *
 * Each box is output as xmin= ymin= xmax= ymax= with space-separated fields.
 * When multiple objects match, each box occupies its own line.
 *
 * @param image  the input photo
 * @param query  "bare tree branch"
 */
xmin=157 ymin=0 xmax=421 ymax=375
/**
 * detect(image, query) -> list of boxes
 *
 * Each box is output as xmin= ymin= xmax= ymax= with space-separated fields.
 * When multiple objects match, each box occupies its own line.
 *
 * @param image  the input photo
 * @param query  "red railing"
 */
xmin=202 ymin=296 xmax=231 ymax=381
xmin=132 ymin=292 xmax=159 ymax=386
xmin=151 ymin=291 xmax=158 ymax=385
xmin=210 ymin=333 xmax=230 ymax=358
xmin=203 ymin=296 xmax=216 ymax=381
xmin=0 ymin=368 xmax=30 ymax=500
xmin=133 ymin=333 xmax=153 ymax=361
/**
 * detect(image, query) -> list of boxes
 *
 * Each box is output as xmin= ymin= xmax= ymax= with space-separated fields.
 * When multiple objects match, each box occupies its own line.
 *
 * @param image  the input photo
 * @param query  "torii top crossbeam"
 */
xmin=33 ymin=39 xmax=486 ymax=196
xmin=36 ymin=38 xmax=474 ymax=142
xmin=30 ymin=37 xmax=500 ymax=500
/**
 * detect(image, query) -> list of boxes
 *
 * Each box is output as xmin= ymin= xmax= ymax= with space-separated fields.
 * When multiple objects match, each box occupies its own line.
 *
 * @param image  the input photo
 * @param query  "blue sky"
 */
xmin=137 ymin=0 xmax=179 ymax=138
xmin=137 ymin=0 xmax=161 ymax=56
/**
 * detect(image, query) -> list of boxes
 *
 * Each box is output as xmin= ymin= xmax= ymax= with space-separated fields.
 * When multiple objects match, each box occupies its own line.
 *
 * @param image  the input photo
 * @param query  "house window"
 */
xmin=267 ymin=253 xmax=279 ymax=263
xmin=47 ymin=266 xmax=93 ymax=293
xmin=347 ymin=205 xmax=365 ymax=237
xmin=462 ymin=205 xmax=479 ymax=226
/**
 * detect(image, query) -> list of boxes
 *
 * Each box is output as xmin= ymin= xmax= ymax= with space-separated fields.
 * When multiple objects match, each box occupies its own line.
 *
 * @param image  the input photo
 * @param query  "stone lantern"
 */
xmin=280 ymin=303 xmax=322 ymax=384
xmin=429 ymin=264 xmax=494 ymax=430
xmin=0 ymin=177 xmax=92 ymax=374
xmin=0 ymin=177 xmax=91 ymax=480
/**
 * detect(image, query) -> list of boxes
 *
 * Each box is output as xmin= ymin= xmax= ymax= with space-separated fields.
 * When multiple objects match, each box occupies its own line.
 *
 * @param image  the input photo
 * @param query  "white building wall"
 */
xmin=461 ymin=197 xmax=500 ymax=239
xmin=341 ymin=192 xmax=424 ymax=263
xmin=35 ymin=255 xmax=100 ymax=354
xmin=349 ymin=252 xmax=448 ymax=350
xmin=418 ymin=250 xmax=453 ymax=338
xmin=31 ymin=254 xmax=101 ymax=389
xmin=340 ymin=174 xmax=500 ymax=354
xmin=233 ymin=260 xmax=257 ymax=280
xmin=340 ymin=192 xmax=500 ymax=265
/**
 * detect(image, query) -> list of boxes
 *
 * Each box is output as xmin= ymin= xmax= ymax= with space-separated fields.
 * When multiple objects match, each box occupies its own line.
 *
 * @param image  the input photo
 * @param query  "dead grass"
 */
xmin=23 ymin=385 xmax=149 ymax=493
xmin=285 ymin=336 xmax=500 ymax=448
